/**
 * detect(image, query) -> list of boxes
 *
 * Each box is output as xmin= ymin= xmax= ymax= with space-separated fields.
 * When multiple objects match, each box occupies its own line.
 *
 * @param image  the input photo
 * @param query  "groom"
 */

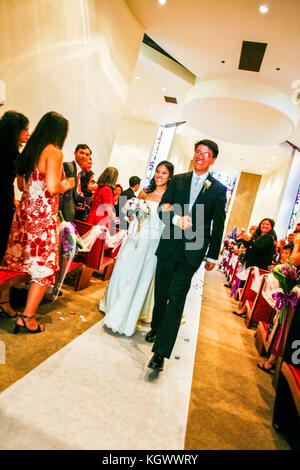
xmin=145 ymin=139 xmax=227 ymax=373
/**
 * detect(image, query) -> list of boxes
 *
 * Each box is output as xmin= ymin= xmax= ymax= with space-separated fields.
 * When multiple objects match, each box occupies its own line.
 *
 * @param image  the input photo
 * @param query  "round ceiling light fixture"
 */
xmin=259 ymin=5 xmax=269 ymax=13
xmin=182 ymin=78 xmax=300 ymax=145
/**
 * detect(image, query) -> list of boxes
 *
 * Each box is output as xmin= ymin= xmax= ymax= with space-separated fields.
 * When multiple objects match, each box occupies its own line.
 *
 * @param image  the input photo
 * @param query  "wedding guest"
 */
xmin=273 ymin=299 xmax=300 ymax=449
xmin=292 ymin=229 xmax=300 ymax=267
xmin=2 ymin=111 xmax=75 ymax=331
xmin=233 ymin=218 xmax=277 ymax=317
xmin=119 ymin=176 xmax=141 ymax=229
xmin=113 ymin=184 xmax=123 ymax=217
xmin=0 ymin=110 xmax=30 ymax=262
xmin=59 ymin=143 xmax=91 ymax=222
xmin=100 ymin=161 xmax=174 ymax=336
xmin=243 ymin=218 xmax=277 ymax=270
xmin=86 ymin=167 xmax=118 ymax=233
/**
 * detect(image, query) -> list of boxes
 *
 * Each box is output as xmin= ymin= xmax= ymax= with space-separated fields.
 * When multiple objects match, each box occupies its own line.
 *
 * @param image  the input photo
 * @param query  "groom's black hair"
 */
xmin=194 ymin=139 xmax=219 ymax=158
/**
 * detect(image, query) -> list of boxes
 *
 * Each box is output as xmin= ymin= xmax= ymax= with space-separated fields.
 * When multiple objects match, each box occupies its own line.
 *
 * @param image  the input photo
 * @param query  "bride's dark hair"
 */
xmin=145 ymin=160 xmax=174 ymax=193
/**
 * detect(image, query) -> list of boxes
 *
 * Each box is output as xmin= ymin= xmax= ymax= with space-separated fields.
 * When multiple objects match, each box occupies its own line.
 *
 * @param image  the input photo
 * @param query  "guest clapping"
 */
xmin=243 ymin=218 xmax=277 ymax=270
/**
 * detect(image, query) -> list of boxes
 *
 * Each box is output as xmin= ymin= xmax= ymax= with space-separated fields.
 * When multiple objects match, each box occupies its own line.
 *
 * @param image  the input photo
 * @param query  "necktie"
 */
xmin=190 ymin=175 xmax=202 ymax=210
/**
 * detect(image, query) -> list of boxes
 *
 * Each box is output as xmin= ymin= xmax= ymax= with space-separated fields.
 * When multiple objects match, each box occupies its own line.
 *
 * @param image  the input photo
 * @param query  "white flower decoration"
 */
xmin=203 ymin=179 xmax=212 ymax=193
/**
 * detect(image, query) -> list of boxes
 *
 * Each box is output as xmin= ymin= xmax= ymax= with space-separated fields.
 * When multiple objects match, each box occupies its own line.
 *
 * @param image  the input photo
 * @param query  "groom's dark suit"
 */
xmin=151 ymin=171 xmax=227 ymax=359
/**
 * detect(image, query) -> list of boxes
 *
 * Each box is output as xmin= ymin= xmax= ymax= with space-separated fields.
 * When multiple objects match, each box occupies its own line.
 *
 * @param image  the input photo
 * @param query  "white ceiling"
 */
xmin=123 ymin=0 xmax=300 ymax=176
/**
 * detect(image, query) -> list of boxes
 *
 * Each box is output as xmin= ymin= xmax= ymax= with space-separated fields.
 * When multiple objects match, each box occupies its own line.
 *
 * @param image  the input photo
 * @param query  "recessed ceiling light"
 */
xmin=162 ymin=88 xmax=166 ymax=92
xmin=167 ymin=106 xmax=172 ymax=110
xmin=272 ymin=156 xmax=276 ymax=159
xmin=150 ymin=107 xmax=154 ymax=111
xmin=136 ymin=76 xmax=141 ymax=80
xmin=132 ymin=110 xmax=137 ymax=114
xmin=158 ymin=0 xmax=166 ymax=5
xmin=259 ymin=5 xmax=268 ymax=13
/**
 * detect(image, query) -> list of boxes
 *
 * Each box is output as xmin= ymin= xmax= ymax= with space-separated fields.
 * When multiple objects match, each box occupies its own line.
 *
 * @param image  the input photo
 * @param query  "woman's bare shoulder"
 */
xmin=138 ymin=189 xmax=147 ymax=199
xmin=42 ymin=144 xmax=63 ymax=159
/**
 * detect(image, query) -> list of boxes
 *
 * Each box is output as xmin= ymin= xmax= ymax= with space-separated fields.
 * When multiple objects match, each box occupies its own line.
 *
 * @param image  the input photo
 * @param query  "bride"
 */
xmin=100 ymin=160 xmax=174 ymax=337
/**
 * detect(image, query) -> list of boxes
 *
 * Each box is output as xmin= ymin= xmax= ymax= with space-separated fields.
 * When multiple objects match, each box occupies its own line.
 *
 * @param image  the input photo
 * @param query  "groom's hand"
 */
xmin=176 ymin=215 xmax=193 ymax=230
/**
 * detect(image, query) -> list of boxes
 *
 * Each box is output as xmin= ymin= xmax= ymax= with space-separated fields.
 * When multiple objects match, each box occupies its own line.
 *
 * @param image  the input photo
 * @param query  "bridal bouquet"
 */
xmin=122 ymin=197 xmax=151 ymax=223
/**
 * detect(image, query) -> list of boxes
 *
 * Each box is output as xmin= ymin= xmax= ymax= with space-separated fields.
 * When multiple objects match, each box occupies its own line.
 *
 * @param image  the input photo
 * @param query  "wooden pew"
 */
xmin=73 ymin=220 xmax=115 ymax=289
xmin=244 ymin=275 xmax=274 ymax=329
xmin=0 ymin=270 xmax=28 ymax=313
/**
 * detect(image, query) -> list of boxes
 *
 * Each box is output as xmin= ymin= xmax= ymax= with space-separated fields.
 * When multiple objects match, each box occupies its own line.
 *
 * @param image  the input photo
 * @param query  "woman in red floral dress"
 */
xmin=2 ymin=111 xmax=75 ymax=333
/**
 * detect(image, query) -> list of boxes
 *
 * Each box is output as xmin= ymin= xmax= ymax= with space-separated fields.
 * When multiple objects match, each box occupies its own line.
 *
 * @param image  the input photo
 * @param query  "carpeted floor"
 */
xmin=0 ymin=278 xmax=107 ymax=393
xmin=184 ymin=267 xmax=290 ymax=450
xmin=0 ymin=267 xmax=291 ymax=450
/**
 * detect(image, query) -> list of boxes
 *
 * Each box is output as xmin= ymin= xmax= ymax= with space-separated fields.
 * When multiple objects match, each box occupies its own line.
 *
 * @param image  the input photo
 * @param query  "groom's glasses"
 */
xmin=195 ymin=150 xmax=212 ymax=159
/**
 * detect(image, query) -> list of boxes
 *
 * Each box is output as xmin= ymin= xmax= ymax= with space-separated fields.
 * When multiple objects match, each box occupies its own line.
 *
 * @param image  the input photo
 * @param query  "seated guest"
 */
xmin=86 ymin=167 xmax=118 ymax=233
xmin=119 ymin=176 xmax=141 ymax=229
xmin=280 ymin=243 xmax=294 ymax=264
xmin=0 ymin=110 xmax=30 ymax=262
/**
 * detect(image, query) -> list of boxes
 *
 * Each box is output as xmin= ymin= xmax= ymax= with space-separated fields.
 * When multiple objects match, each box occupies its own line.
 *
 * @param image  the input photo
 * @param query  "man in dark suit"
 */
xmin=145 ymin=139 xmax=227 ymax=373
xmin=59 ymin=144 xmax=92 ymax=222
xmin=118 ymin=176 xmax=141 ymax=229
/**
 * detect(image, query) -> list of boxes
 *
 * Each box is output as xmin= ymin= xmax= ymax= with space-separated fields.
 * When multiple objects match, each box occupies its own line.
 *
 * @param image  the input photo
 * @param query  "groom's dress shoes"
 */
xmin=148 ymin=353 xmax=164 ymax=372
xmin=145 ymin=330 xmax=156 ymax=343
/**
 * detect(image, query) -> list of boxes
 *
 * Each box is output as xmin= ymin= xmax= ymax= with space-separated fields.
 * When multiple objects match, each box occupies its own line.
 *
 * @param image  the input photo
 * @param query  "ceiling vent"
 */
xmin=238 ymin=41 xmax=267 ymax=72
xmin=164 ymin=96 xmax=177 ymax=104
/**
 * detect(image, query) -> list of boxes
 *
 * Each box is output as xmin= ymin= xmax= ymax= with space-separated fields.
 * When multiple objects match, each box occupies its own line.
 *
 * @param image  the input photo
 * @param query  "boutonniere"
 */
xmin=202 ymin=179 xmax=212 ymax=193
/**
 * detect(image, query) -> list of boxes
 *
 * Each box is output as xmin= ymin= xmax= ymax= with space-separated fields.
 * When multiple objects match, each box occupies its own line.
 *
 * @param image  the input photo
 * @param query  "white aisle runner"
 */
xmin=0 ymin=266 xmax=205 ymax=450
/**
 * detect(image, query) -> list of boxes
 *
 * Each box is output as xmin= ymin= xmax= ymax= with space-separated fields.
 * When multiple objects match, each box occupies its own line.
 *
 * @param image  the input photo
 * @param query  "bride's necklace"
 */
xmin=154 ymin=187 xmax=166 ymax=195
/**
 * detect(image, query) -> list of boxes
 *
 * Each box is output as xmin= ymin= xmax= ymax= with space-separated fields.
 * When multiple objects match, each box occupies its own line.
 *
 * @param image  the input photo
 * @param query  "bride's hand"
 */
xmin=161 ymin=203 xmax=172 ymax=212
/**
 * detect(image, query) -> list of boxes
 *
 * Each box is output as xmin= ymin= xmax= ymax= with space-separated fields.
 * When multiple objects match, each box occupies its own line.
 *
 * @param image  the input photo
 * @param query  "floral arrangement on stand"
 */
xmin=269 ymin=262 xmax=300 ymax=351
xmin=227 ymin=225 xmax=237 ymax=241
xmin=237 ymin=247 xmax=247 ymax=266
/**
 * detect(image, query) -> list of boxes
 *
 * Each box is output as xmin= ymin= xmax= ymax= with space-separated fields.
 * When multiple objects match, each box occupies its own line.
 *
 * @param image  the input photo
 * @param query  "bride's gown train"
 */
xmin=100 ymin=200 xmax=163 ymax=337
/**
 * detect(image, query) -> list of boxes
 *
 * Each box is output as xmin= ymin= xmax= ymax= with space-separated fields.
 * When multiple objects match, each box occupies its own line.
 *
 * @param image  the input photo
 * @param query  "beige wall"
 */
xmin=226 ymin=172 xmax=261 ymax=233
xmin=0 ymin=0 xmax=144 ymax=180
xmin=108 ymin=116 xmax=157 ymax=189
xmin=169 ymin=134 xmax=191 ymax=175
xmin=249 ymin=162 xmax=290 ymax=229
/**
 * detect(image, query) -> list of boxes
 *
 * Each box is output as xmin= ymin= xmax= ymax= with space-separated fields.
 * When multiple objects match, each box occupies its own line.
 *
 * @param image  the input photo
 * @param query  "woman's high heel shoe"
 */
xmin=0 ymin=301 xmax=19 ymax=318
xmin=13 ymin=314 xmax=44 ymax=334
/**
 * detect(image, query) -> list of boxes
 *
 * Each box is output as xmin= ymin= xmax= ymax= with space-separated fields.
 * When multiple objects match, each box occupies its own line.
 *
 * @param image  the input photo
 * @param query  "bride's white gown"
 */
xmin=100 ymin=200 xmax=163 ymax=337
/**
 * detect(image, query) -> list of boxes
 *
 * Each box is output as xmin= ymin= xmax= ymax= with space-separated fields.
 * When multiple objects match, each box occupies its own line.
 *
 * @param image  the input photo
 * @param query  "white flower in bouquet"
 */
xmin=122 ymin=197 xmax=150 ymax=222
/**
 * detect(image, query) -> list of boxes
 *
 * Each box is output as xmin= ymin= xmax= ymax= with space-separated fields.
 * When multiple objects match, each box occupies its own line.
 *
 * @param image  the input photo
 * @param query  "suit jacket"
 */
xmin=59 ymin=160 xmax=79 ymax=222
xmin=155 ymin=172 xmax=227 ymax=268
